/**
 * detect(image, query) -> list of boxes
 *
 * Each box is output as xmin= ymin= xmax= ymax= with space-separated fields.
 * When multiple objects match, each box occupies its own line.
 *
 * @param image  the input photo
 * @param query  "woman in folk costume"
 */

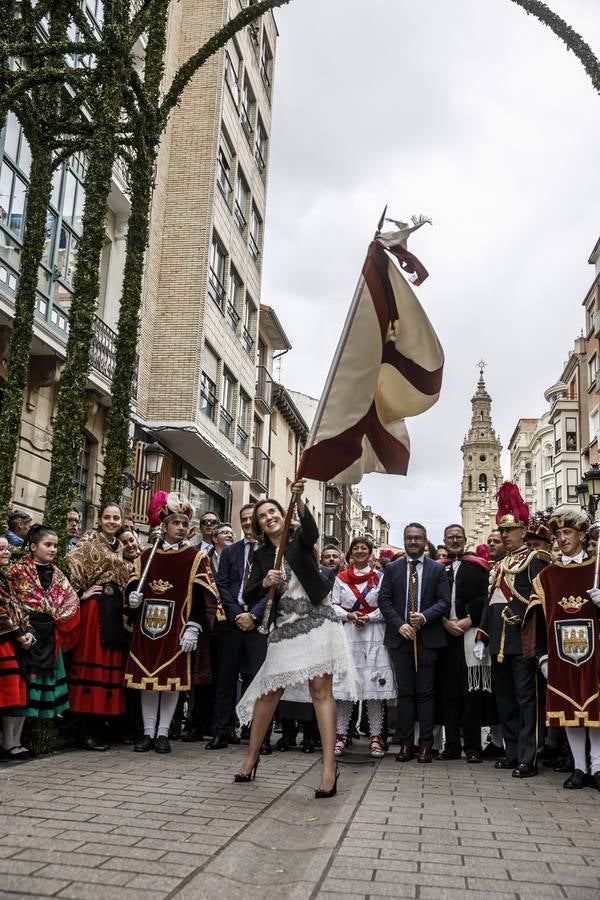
xmin=67 ymin=502 xmax=130 ymax=750
xmin=331 ymin=536 xmax=396 ymax=759
xmin=235 ymin=480 xmax=357 ymax=798
xmin=125 ymin=491 xmax=217 ymax=754
xmin=0 ymin=535 xmax=33 ymax=760
xmin=4 ymin=526 xmax=79 ymax=756
xmin=524 ymin=506 xmax=600 ymax=790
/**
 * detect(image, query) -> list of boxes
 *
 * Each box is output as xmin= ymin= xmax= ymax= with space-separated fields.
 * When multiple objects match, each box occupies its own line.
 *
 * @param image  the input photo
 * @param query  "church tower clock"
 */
xmin=460 ymin=363 xmax=503 ymax=547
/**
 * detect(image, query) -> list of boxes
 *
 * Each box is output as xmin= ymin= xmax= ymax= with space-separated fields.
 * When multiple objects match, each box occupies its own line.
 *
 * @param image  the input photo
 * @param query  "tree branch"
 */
xmin=160 ymin=0 xmax=291 ymax=122
xmin=509 ymin=0 xmax=600 ymax=95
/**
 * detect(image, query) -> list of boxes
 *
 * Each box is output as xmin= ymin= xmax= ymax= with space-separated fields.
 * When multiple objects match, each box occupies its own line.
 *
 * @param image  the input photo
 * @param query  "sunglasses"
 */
xmin=201 ymin=519 xmax=217 ymax=526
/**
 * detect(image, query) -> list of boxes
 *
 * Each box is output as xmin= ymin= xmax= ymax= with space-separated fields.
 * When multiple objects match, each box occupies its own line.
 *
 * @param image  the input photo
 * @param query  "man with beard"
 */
xmin=320 ymin=545 xmax=344 ymax=588
xmin=475 ymin=483 xmax=548 ymax=778
xmin=436 ymin=524 xmax=492 ymax=762
xmin=486 ymin=529 xmax=506 ymax=567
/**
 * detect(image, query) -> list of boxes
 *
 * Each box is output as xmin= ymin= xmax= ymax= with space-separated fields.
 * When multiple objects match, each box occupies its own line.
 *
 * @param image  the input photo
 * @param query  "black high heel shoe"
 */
xmin=314 ymin=768 xmax=339 ymax=799
xmin=234 ymin=757 xmax=260 ymax=783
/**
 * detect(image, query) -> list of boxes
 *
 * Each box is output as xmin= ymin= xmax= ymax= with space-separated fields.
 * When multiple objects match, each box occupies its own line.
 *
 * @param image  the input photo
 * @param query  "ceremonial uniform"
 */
xmin=524 ymin=505 xmax=600 ymax=788
xmin=479 ymin=545 xmax=548 ymax=770
xmin=126 ymin=491 xmax=217 ymax=753
xmin=125 ymin=544 xmax=214 ymax=691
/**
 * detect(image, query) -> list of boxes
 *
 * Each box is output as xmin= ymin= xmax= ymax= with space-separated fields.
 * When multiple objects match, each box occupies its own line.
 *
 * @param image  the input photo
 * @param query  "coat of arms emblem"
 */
xmin=141 ymin=598 xmax=174 ymax=640
xmin=554 ymin=619 xmax=594 ymax=667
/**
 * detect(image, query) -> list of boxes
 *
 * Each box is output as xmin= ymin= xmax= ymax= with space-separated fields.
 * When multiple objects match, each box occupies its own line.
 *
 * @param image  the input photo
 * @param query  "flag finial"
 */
xmin=376 ymin=205 xmax=388 ymax=234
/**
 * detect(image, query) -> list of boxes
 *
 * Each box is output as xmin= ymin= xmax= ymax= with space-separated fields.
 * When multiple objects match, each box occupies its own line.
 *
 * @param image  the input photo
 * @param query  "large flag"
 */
xmin=298 ymin=219 xmax=444 ymax=484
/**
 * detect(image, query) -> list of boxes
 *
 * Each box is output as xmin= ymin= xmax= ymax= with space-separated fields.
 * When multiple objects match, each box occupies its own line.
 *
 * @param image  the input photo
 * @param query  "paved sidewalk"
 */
xmin=0 ymin=743 xmax=599 ymax=899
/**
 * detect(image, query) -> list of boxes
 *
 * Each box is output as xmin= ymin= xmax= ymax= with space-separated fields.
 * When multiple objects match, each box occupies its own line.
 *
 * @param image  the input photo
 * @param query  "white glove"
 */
xmin=180 ymin=623 xmax=201 ymax=653
xmin=473 ymin=640 xmax=487 ymax=661
xmin=540 ymin=658 xmax=548 ymax=680
xmin=129 ymin=590 xmax=143 ymax=609
xmin=587 ymin=588 xmax=600 ymax=608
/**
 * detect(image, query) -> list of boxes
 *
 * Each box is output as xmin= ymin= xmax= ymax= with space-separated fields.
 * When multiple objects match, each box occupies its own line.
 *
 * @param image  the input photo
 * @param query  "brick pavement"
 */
xmin=0 ymin=743 xmax=599 ymax=899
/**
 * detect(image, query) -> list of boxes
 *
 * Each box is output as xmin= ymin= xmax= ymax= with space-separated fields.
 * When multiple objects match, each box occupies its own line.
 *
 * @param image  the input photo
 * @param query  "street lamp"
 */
xmin=122 ymin=440 xmax=166 ymax=491
xmin=576 ymin=464 xmax=600 ymax=519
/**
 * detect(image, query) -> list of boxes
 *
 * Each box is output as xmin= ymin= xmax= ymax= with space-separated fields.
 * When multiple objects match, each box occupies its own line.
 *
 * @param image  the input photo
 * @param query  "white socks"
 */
xmin=2 ymin=716 xmax=25 ymax=752
xmin=140 ymin=691 xmax=179 ymax=738
xmin=157 ymin=692 xmax=178 ymax=738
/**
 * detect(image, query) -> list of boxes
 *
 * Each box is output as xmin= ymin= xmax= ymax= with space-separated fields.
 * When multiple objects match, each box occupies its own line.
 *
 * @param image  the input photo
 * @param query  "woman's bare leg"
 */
xmin=238 ymin=689 xmax=284 ymax=775
xmin=309 ymin=674 xmax=337 ymax=792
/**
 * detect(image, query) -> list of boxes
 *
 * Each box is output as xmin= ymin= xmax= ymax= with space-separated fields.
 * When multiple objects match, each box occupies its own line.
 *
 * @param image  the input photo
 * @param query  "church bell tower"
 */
xmin=460 ymin=363 xmax=503 ymax=547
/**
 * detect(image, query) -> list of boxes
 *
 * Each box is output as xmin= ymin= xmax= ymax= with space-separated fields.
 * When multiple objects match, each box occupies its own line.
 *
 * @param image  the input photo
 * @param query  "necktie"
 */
xmin=409 ymin=560 xmax=418 ymax=614
xmin=242 ymin=543 xmax=255 ymax=592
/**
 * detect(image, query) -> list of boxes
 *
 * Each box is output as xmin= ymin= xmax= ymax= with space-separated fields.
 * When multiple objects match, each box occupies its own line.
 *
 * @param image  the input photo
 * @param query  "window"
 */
xmin=226 ymin=266 xmax=242 ymax=332
xmin=590 ymin=408 xmax=599 ymax=444
xmin=200 ymin=344 xmax=219 ymax=420
xmin=288 ymin=429 xmax=294 ymax=454
xmin=586 ymin=301 xmax=596 ymax=336
xmin=2 ymin=111 xmax=31 ymax=178
xmin=0 ymin=162 xmax=27 ymax=239
xmin=524 ymin=463 xmax=532 ymax=487
xmin=325 ymin=514 xmax=335 ymax=537
xmin=220 ymin=369 xmax=236 ymax=440
xmin=260 ymin=36 xmax=273 ymax=96
xmin=554 ymin=421 xmax=561 ymax=454
xmin=565 ymin=416 xmax=577 ymax=451
xmin=253 ymin=415 xmax=264 ymax=448
xmin=242 ymin=295 xmax=256 ymax=353
xmin=567 ymin=468 xmax=579 ymax=501
xmin=543 ymin=445 xmax=553 ymax=472
xmin=216 ymin=140 xmax=233 ymax=203
xmin=545 ymin=488 xmax=553 ymax=508
xmin=556 ymin=484 xmax=563 ymax=503
xmin=478 ymin=473 xmax=488 ymax=492
xmin=467 ymin=475 xmax=472 ymax=493
xmin=241 ymin=78 xmax=255 ymax=141
xmin=225 ymin=40 xmax=241 ymax=105
xmin=75 ymin=434 xmax=94 ymax=500
xmin=255 ymin=118 xmax=268 ymax=173
xmin=589 ymin=354 xmax=598 ymax=386
xmin=234 ymin=171 xmax=249 ymax=232
xmin=208 ymin=233 xmax=227 ymax=311
xmin=249 ymin=205 xmax=261 ymax=262
xmin=237 ymin=390 xmax=251 ymax=455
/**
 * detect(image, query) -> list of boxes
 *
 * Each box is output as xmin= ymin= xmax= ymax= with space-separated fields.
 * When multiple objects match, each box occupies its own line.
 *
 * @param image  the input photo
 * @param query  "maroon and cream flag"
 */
xmin=298 ymin=216 xmax=444 ymax=484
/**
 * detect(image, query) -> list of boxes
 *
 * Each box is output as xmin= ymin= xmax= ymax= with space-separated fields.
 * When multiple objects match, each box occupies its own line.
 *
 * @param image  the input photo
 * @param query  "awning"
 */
xmin=136 ymin=419 xmax=251 ymax=482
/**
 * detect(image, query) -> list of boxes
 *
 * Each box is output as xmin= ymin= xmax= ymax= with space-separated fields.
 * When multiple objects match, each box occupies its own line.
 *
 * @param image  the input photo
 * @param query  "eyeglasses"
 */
xmin=201 ymin=519 xmax=217 ymax=526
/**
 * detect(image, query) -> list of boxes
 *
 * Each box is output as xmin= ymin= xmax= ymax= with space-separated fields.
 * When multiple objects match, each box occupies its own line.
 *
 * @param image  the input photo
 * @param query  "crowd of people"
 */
xmin=1 ymin=480 xmax=599 ymax=797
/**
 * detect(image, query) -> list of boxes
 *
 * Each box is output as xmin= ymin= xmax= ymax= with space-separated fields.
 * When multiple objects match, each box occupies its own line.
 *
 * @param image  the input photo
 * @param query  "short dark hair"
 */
xmin=8 ymin=510 xmax=32 ymax=531
xmin=200 ymin=511 xmax=219 ymax=525
xmin=212 ymin=522 xmax=233 ymax=540
xmin=321 ymin=543 xmax=340 ymax=554
xmin=444 ymin=523 xmax=466 ymax=538
xmin=99 ymin=501 xmax=123 ymax=517
xmin=27 ymin=524 xmax=57 ymax=549
xmin=239 ymin=503 xmax=255 ymax=518
xmin=347 ymin=535 xmax=374 ymax=562
xmin=404 ymin=522 xmax=427 ymax=537
xmin=115 ymin=526 xmax=136 ymax=540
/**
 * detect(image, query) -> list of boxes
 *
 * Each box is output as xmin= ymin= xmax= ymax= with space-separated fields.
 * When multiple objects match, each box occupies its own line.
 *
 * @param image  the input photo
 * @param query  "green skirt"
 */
xmin=24 ymin=649 xmax=69 ymax=719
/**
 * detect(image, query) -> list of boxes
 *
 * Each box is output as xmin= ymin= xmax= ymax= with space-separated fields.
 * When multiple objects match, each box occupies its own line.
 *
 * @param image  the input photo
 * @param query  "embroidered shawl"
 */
xmin=67 ymin=531 xmax=130 ymax=594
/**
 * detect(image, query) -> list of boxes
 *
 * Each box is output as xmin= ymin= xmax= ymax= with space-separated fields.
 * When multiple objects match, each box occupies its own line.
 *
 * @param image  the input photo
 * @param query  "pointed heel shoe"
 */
xmin=315 ymin=768 xmax=339 ymax=799
xmin=234 ymin=757 xmax=260 ymax=783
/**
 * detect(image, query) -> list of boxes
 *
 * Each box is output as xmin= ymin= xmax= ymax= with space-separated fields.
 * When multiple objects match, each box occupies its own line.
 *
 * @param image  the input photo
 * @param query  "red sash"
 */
xmin=338 ymin=565 xmax=381 ymax=616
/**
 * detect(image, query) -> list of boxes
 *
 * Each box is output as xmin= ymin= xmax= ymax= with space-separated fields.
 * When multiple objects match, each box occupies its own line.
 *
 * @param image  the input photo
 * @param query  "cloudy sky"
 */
xmin=260 ymin=0 xmax=600 ymax=546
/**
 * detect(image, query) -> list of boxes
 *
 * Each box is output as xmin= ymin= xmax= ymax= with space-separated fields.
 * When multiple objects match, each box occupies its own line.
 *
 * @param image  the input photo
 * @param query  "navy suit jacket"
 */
xmin=378 ymin=556 xmax=451 ymax=651
xmin=215 ymin=540 xmax=265 ymax=624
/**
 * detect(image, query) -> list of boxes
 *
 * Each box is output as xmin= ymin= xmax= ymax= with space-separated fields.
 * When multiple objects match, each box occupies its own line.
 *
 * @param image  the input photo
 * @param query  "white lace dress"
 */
xmin=331 ymin=569 xmax=397 ymax=701
xmin=236 ymin=568 xmax=357 ymax=725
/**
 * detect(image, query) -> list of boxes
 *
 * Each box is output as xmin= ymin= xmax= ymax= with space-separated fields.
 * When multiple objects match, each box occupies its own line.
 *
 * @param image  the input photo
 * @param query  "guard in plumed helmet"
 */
xmin=125 ymin=491 xmax=217 ymax=754
xmin=525 ymin=521 xmax=553 ymax=557
xmin=474 ymin=482 xmax=549 ymax=778
xmin=524 ymin=505 xmax=600 ymax=790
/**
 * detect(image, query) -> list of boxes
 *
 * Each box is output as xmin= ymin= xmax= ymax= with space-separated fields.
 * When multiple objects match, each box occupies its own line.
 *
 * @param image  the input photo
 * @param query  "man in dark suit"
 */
xmin=379 ymin=522 xmax=451 ymax=763
xmin=206 ymin=504 xmax=268 ymax=750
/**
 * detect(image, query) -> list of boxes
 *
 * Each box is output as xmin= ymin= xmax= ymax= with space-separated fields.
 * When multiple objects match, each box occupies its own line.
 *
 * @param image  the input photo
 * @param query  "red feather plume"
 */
xmin=148 ymin=490 xmax=169 ymax=528
xmin=495 ymin=481 xmax=529 ymax=527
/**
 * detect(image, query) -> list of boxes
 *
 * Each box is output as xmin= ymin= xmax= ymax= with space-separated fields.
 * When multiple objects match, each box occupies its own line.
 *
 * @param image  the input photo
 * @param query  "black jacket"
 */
xmin=378 ymin=556 xmax=451 ymax=650
xmin=244 ymin=506 xmax=331 ymax=610
xmin=443 ymin=557 xmax=489 ymax=628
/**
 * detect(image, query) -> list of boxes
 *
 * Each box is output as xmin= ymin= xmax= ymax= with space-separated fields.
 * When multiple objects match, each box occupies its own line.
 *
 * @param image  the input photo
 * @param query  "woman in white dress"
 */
xmin=332 ymin=537 xmax=396 ymax=758
xmin=235 ymin=479 xmax=356 ymax=797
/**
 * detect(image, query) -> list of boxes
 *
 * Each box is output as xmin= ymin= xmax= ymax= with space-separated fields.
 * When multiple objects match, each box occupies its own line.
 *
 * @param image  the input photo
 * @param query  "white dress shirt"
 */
xmin=561 ymin=550 xmax=586 ymax=565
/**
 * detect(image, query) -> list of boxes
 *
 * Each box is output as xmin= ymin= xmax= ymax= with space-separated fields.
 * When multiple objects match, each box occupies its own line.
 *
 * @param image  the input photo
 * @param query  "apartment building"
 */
xmin=131 ymin=0 xmax=279 ymax=527
xmin=0 ymin=1 xmax=134 ymax=527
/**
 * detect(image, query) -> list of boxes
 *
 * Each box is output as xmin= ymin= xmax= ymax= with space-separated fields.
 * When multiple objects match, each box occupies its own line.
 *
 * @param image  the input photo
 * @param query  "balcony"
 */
xmin=240 ymin=106 xmax=253 ymax=142
xmin=226 ymin=301 xmax=240 ymax=333
xmin=255 ymin=364 xmax=273 ymax=413
xmin=255 ymin=144 xmax=266 ymax=174
xmin=248 ymin=233 xmax=260 ymax=263
xmin=217 ymin=165 xmax=233 ymax=204
xmin=241 ymin=325 xmax=254 ymax=355
xmin=236 ymin=424 xmax=249 ymax=456
xmin=251 ymin=446 xmax=270 ymax=493
xmin=233 ymin=200 xmax=246 ymax=233
xmin=208 ymin=268 xmax=226 ymax=312
xmin=219 ymin=406 xmax=234 ymax=440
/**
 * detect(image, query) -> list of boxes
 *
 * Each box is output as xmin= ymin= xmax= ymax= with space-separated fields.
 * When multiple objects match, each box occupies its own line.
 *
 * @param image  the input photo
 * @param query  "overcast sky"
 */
xmin=260 ymin=0 xmax=600 ymax=546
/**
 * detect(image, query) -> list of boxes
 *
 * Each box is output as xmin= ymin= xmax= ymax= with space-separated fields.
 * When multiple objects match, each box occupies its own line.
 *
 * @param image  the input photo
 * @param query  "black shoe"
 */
xmin=76 ymin=731 xmax=109 ymax=752
xmin=512 ymin=763 xmax=537 ymax=778
xmin=466 ymin=751 xmax=483 ymax=763
xmin=590 ymin=771 xmax=600 ymax=791
xmin=437 ymin=749 xmax=461 ymax=761
xmin=315 ymin=768 xmax=339 ymax=799
xmin=134 ymin=735 xmax=155 ymax=753
xmin=553 ymin=756 xmax=574 ymax=773
xmin=227 ymin=732 xmax=241 ymax=745
xmin=155 ymin=735 xmax=171 ymax=754
xmin=564 ymin=769 xmax=586 ymax=789
xmin=260 ymin=741 xmax=272 ymax=755
xmin=481 ymin=742 xmax=504 ymax=759
xmin=495 ymin=757 xmax=518 ymax=770
xmin=276 ymin=737 xmax=291 ymax=751
xmin=181 ymin=727 xmax=203 ymax=743
xmin=205 ymin=735 xmax=228 ymax=750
